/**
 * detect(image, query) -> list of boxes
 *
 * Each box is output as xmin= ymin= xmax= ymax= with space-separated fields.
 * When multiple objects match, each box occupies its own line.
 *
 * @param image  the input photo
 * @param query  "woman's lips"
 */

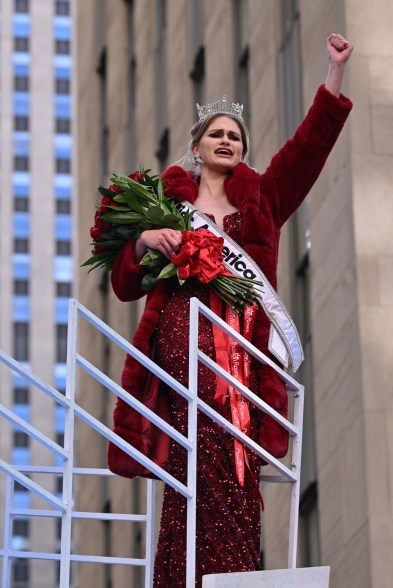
xmin=215 ymin=148 xmax=233 ymax=156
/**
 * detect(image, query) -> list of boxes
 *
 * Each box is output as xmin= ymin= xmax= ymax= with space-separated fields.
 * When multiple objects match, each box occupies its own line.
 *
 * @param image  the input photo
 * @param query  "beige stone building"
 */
xmin=75 ymin=1 xmax=393 ymax=587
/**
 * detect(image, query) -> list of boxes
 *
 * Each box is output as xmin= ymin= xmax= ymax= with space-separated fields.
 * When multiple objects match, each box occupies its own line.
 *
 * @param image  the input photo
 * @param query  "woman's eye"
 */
xmin=230 ymin=135 xmax=241 ymax=141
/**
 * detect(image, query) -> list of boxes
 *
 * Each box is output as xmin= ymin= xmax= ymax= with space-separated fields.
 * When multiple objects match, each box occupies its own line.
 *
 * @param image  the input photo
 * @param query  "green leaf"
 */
xmin=95 ymin=238 xmax=127 ymax=249
xmin=98 ymin=186 xmax=117 ymax=198
xmin=177 ymin=271 xmax=186 ymax=286
xmin=112 ymin=194 xmax=128 ymax=204
xmin=126 ymin=178 xmax=157 ymax=200
xmin=146 ymin=206 xmax=165 ymax=223
xmin=157 ymin=263 xmax=177 ymax=280
xmin=140 ymin=248 xmax=167 ymax=266
xmin=157 ymin=179 xmax=165 ymax=202
xmin=184 ymin=210 xmax=194 ymax=230
xmin=162 ymin=213 xmax=183 ymax=230
xmin=100 ymin=212 xmax=143 ymax=223
xmin=104 ymin=204 xmax=129 ymax=212
xmin=110 ymin=173 xmax=132 ymax=188
xmin=141 ymin=273 xmax=159 ymax=291
xmin=115 ymin=226 xmax=138 ymax=238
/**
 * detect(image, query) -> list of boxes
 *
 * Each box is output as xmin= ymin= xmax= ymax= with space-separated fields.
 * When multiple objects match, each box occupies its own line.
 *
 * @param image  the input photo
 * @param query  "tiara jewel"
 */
xmin=196 ymin=96 xmax=244 ymax=122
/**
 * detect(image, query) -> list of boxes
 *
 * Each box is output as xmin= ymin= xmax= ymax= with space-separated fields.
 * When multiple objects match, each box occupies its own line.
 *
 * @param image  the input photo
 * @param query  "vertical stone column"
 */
xmin=346 ymin=2 xmax=393 ymax=586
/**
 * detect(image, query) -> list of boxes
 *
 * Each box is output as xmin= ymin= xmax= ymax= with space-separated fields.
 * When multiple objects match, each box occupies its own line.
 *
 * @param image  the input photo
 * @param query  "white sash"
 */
xmin=176 ymin=201 xmax=304 ymax=372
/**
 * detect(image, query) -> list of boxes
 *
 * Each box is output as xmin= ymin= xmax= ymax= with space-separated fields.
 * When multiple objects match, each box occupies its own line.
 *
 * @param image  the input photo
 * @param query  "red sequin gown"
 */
xmin=153 ymin=212 xmax=262 ymax=587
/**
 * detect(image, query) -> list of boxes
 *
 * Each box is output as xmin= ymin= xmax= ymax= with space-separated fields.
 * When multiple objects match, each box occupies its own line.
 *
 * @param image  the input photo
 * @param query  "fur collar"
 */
xmin=161 ymin=163 xmax=261 ymax=210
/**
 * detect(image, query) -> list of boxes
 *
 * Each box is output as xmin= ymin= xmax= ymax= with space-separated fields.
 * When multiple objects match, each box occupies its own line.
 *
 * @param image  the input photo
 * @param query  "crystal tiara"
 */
xmin=196 ymin=96 xmax=244 ymax=123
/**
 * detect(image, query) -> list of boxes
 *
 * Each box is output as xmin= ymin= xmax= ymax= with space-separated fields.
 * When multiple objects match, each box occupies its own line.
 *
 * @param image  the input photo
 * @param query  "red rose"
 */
xmin=109 ymin=184 xmax=122 ymax=194
xmin=171 ymin=229 xmax=227 ymax=284
xmin=90 ymin=196 xmax=113 ymax=241
xmin=128 ymin=171 xmax=144 ymax=182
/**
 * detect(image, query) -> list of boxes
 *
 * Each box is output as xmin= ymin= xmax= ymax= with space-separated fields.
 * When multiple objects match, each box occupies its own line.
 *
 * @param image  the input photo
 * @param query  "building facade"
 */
xmin=0 ymin=0 xmax=74 ymax=586
xmin=75 ymin=1 xmax=393 ymax=587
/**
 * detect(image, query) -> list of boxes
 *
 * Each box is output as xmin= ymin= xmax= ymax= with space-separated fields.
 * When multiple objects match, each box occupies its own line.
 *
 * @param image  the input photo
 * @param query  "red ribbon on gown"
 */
xmin=210 ymin=292 xmax=261 ymax=497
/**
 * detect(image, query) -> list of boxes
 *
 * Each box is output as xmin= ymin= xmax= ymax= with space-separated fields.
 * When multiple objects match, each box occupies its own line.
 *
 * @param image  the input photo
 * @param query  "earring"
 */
xmin=194 ymin=153 xmax=203 ymax=164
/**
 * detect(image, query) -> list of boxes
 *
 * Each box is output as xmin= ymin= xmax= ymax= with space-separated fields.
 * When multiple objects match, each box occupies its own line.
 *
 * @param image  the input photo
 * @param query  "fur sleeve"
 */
xmin=261 ymin=85 xmax=352 ymax=227
xmin=111 ymin=238 xmax=148 ymax=302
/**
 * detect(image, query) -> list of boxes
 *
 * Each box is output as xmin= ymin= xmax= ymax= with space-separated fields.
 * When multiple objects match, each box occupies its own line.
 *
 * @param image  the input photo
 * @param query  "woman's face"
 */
xmin=193 ymin=116 xmax=244 ymax=173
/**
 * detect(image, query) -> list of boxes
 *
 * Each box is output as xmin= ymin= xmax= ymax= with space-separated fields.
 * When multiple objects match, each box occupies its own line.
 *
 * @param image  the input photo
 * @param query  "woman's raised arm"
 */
xmin=325 ymin=33 xmax=353 ymax=97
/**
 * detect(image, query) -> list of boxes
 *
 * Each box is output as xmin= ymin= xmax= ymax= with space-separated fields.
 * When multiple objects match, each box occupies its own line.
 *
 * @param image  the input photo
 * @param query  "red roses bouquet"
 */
xmin=83 ymin=167 xmax=261 ymax=312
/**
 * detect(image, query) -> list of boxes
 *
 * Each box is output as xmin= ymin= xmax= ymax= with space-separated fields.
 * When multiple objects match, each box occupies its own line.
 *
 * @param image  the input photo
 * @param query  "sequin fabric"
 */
xmin=153 ymin=212 xmax=262 ymax=587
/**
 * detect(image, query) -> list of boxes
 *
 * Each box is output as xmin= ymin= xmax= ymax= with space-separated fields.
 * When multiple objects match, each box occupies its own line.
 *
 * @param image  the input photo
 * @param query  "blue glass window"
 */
xmin=12 ymin=373 xmax=29 ymax=389
xmin=12 ymin=404 xmax=30 ymax=422
xmin=12 ymin=448 xmax=30 ymax=466
xmin=13 ymin=212 xmax=30 ymax=237
xmin=13 ymin=179 xmax=29 ymax=196
xmin=54 ymin=54 xmax=72 ymax=70
xmin=54 ymin=174 xmax=72 ymax=191
xmin=14 ymin=490 xmax=30 ymax=509
xmin=13 ymin=135 xmax=30 ymax=156
xmin=55 ymin=66 xmax=71 ymax=79
xmin=55 ymin=374 xmax=66 ymax=394
xmin=55 ymin=298 xmax=69 ymax=324
xmin=55 ymin=406 xmax=65 ymax=432
xmin=54 ymin=133 xmax=72 ymax=151
xmin=55 ymin=145 xmax=71 ymax=160
xmin=54 ymin=256 xmax=73 ymax=282
xmin=55 ymin=214 xmax=72 ymax=240
xmin=13 ymin=63 xmax=29 ymax=76
xmin=13 ymin=255 xmax=30 ymax=279
xmin=13 ymin=128 xmax=30 ymax=143
xmin=55 ymin=95 xmax=71 ymax=118
xmin=12 ymin=52 xmax=30 ymax=68
xmin=54 ymin=363 xmax=67 ymax=385
xmin=13 ymin=93 xmax=30 ymax=115
xmin=13 ymin=296 xmax=30 ymax=322
xmin=54 ymin=19 xmax=71 ymax=41
xmin=13 ymin=15 xmax=30 ymax=37
xmin=55 ymin=185 xmax=71 ymax=199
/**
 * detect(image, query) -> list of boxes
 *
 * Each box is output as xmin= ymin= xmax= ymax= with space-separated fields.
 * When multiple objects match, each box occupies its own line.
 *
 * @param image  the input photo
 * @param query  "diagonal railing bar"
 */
xmin=1 ymin=297 xmax=304 ymax=586
xmin=197 ymin=300 xmax=301 ymax=392
xmin=76 ymin=302 xmax=194 ymax=402
xmin=77 ymin=353 xmax=192 ymax=450
xmin=73 ymin=401 xmax=192 ymax=499
xmin=198 ymin=351 xmax=298 ymax=435
xmin=196 ymin=398 xmax=296 ymax=482
xmin=0 ymin=349 xmax=69 ymax=408
xmin=0 ymin=404 xmax=68 ymax=458
xmin=0 ymin=460 xmax=66 ymax=512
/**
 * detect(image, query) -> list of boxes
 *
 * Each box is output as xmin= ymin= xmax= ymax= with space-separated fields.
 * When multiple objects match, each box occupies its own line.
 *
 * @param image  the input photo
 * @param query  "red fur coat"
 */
xmin=108 ymin=85 xmax=352 ymax=478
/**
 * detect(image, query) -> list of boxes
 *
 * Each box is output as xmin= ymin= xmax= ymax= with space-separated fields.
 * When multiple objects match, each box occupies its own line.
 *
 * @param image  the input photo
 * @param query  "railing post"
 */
xmin=2 ymin=477 xmax=14 ymax=588
xmin=186 ymin=297 xmax=199 ymax=588
xmin=59 ymin=299 xmax=78 ymax=587
xmin=145 ymin=479 xmax=156 ymax=588
xmin=287 ymin=385 xmax=304 ymax=569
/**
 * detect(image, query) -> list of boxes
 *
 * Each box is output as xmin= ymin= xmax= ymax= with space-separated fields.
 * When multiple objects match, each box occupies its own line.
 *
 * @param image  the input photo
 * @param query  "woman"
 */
xmin=108 ymin=34 xmax=353 ymax=586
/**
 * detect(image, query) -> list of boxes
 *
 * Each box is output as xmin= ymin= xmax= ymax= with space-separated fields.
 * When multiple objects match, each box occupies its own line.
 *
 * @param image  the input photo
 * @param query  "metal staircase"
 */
xmin=0 ymin=298 xmax=316 ymax=587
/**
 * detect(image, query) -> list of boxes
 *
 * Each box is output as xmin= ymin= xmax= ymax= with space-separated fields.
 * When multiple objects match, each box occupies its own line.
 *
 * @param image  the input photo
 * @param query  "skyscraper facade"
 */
xmin=75 ymin=1 xmax=393 ymax=587
xmin=0 ymin=1 xmax=74 ymax=586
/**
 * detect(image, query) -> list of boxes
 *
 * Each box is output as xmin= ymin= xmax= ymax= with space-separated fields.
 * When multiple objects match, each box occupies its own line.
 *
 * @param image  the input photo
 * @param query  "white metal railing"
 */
xmin=0 ymin=298 xmax=304 ymax=587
